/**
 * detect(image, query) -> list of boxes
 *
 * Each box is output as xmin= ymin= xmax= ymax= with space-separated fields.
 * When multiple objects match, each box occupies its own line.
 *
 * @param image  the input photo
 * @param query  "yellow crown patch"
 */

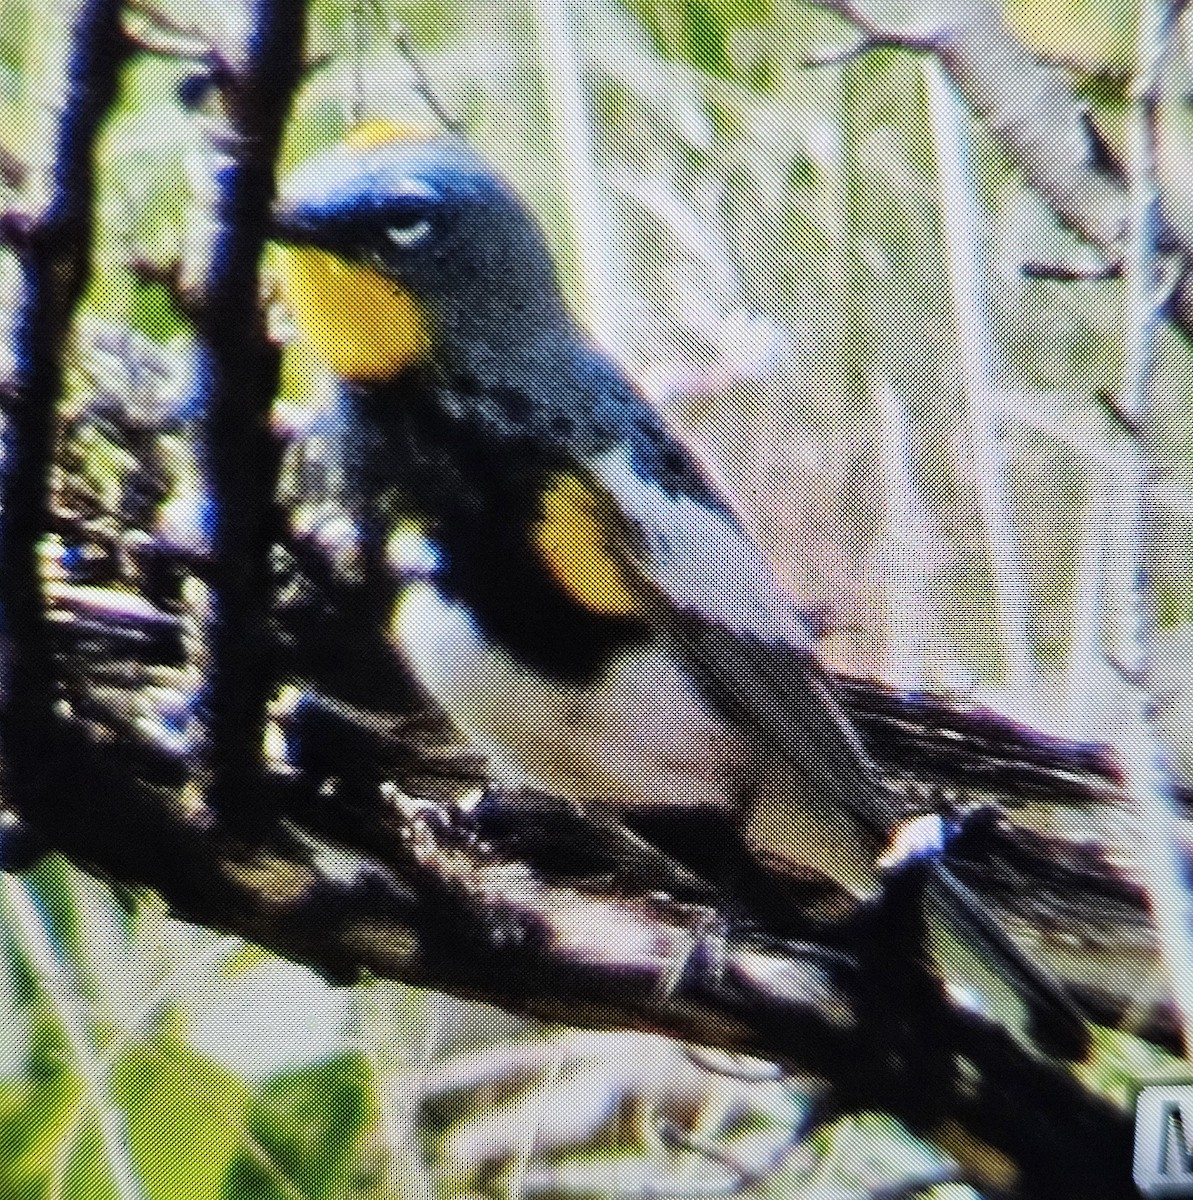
xmin=344 ymin=119 xmax=436 ymax=150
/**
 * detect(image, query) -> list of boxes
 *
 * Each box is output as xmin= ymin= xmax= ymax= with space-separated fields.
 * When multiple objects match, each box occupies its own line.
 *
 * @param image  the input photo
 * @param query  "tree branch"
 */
xmin=0 ymin=11 xmax=1174 ymax=1200
xmin=808 ymin=0 xmax=1193 ymax=342
xmin=174 ymin=1 xmax=307 ymax=827
xmin=1104 ymin=0 xmax=1193 ymax=1058
xmin=17 ymin=714 xmax=1136 ymax=1200
xmin=0 ymin=0 xmax=128 ymax=829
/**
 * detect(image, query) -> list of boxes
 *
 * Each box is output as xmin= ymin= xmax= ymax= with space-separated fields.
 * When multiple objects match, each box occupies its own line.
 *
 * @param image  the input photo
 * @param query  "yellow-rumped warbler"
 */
xmin=270 ymin=124 xmax=1094 ymax=1061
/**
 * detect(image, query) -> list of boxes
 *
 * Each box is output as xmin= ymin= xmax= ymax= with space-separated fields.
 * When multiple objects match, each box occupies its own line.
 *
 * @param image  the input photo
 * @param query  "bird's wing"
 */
xmin=581 ymin=443 xmax=904 ymax=842
xmin=572 ymin=441 xmax=1122 ymax=1059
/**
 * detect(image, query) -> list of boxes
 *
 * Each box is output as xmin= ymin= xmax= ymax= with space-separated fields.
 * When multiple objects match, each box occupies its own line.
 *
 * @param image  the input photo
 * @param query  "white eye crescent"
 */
xmin=386 ymin=219 xmax=432 ymax=247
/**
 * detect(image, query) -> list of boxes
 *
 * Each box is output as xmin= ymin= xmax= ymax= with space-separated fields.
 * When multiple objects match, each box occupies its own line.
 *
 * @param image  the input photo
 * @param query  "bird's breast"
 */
xmin=389 ymin=579 xmax=748 ymax=812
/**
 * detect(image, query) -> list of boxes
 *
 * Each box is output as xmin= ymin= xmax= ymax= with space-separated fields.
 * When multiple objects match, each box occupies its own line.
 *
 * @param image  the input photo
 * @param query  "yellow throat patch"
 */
xmin=279 ymin=246 xmax=431 ymax=381
xmin=532 ymin=473 xmax=647 ymax=620
xmin=278 ymin=121 xmax=436 ymax=382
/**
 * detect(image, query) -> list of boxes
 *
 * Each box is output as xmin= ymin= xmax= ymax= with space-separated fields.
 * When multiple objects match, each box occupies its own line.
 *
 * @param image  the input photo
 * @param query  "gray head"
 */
xmin=273 ymin=136 xmax=574 ymax=376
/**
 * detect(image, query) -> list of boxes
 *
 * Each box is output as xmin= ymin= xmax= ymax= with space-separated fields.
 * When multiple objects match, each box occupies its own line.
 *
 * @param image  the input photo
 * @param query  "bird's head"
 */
xmin=272 ymin=125 xmax=570 ymax=382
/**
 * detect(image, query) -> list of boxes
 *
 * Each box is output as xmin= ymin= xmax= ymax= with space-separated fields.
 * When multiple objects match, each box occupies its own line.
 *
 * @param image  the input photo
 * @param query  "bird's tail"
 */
xmin=676 ymin=624 xmax=1152 ymax=1059
xmin=938 ymin=804 xmax=1179 ymax=1054
xmin=917 ymin=841 xmax=1094 ymax=1059
xmin=839 ymin=678 xmax=1184 ymax=1054
xmin=747 ymin=663 xmax=1100 ymax=1061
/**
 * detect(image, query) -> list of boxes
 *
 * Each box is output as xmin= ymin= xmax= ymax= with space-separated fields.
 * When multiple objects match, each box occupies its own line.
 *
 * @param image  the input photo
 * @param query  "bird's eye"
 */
xmin=386 ymin=218 xmax=432 ymax=247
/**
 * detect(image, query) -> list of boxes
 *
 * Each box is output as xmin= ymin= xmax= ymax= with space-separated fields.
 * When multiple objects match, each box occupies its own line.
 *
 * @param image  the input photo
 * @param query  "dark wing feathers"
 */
xmin=674 ymin=617 xmax=904 ymax=839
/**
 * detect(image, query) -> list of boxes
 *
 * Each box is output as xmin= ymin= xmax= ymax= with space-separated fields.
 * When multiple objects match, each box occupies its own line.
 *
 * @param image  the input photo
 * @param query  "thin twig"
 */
xmin=799 ymin=34 xmax=920 ymax=68
xmin=815 ymin=0 xmax=1129 ymax=251
xmin=924 ymin=62 xmax=1036 ymax=702
xmin=121 ymin=19 xmax=212 ymax=63
xmin=375 ymin=10 xmax=464 ymax=135
xmin=124 ymin=0 xmax=205 ymax=43
xmin=655 ymin=1112 xmax=825 ymax=1199
xmin=683 ymin=1044 xmax=787 ymax=1081
xmin=0 ymin=0 xmax=127 ymax=838
xmin=1020 ymin=260 xmax=1120 ymax=283
xmin=1108 ymin=0 xmax=1193 ymax=1058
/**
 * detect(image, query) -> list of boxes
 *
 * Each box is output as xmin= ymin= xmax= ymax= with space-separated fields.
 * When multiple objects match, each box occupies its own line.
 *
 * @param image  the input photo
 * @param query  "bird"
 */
xmin=268 ymin=122 xmax=1098 ymax=1061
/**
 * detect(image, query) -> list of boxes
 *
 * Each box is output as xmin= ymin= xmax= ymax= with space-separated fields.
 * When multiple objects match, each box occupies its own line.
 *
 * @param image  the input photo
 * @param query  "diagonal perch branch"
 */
xmin=17 ymin=713 xmax=1137 ymax=1200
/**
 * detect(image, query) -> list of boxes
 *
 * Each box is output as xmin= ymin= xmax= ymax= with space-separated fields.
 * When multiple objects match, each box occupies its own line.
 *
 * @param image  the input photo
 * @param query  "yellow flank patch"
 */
xmin=279 ymin=246 xmax=431 ymax=381
xmin=344 ymin=119 xmax=435 ymax=150
xmin=929 ymin=1120 xmax=1019 ymax=1193
xmin=533 ymin=473 xmax=646 ymax=619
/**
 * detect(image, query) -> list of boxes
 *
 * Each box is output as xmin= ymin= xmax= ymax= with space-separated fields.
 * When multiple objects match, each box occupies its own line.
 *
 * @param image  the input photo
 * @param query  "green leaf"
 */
xmin=222 ymin=1054 xmax=382 ymax=1200
xmin=0 ymin=1017 xmax=87 ymax=1200
xmin=126 ymin=279 xmax=187 ymax=344
xmin=627 ymin=0 xmax=772 ymax=80
xmin=110 ymin=1018 xmax=250 ymax=1200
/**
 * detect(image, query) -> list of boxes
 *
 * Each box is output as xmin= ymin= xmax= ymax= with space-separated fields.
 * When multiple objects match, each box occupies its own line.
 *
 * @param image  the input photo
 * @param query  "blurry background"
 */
xmin=0 ymin=0 xmax=1191 ymax=1197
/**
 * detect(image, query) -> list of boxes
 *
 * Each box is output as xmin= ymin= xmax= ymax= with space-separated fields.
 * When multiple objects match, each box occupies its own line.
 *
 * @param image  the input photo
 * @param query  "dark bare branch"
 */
xmin=181 ymin=2 xmax=306 ymax=829
xmin=0 ymin=0 xmax=128 ymax=828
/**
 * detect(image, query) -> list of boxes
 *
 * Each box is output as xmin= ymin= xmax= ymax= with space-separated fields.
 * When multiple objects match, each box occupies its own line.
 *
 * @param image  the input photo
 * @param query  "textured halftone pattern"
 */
xmin=4 ymin=3 xmax=1192 ymax=1200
